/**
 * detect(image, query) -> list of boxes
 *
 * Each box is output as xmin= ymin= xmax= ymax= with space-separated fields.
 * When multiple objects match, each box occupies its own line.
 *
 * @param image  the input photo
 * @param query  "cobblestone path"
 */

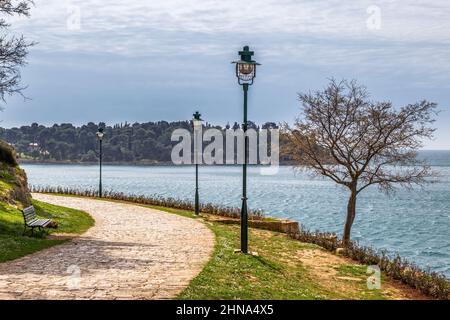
xmin=0 ymin=194 xmax=214 ymax=300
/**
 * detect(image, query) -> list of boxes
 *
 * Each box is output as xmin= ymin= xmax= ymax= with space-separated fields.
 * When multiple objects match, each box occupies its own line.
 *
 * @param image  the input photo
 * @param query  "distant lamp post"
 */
xmin=192 ymin=111 xmax=203 ymax=215
xmin=96 ymin=127 xmax=105 ymax=198
xmin=232 ymin=46 xmax=260 ymax=254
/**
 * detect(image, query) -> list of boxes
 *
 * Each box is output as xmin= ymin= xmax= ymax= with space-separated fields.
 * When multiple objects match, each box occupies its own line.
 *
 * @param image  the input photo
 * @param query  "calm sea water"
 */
xmin=22 ymin=150 xmax=450 ymax=278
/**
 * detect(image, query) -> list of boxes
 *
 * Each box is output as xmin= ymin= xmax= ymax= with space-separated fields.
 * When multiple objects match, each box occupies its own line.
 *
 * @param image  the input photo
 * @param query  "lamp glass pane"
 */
xmin=238 ymin=63 xmax=254 ymax=75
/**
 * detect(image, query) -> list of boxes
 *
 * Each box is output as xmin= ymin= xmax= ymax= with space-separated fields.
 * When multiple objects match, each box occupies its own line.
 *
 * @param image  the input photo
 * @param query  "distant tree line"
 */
xmin=0 ymin=121 xmax=287 ymax=163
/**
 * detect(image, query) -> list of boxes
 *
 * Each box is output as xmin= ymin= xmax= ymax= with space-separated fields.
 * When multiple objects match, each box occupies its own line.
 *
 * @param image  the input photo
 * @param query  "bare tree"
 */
xmin=0 ymin=0 xmax=34 ymax=105
xmin=284 ymin=79 xmax=437 ymax=246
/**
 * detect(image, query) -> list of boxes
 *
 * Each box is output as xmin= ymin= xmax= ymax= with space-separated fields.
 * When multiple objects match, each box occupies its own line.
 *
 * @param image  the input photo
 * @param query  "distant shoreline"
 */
xmin=18 ymin=159 xmax=295 ymax=166
xmin=18 ymin=151 xmax=450 ymax=167
xmin=19 ymin=159 xmax=175 ymax=166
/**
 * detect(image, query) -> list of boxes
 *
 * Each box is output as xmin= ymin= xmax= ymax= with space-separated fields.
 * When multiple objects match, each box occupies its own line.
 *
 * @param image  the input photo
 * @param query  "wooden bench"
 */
xmin=22 ymin=206 xmax=52 ymax=235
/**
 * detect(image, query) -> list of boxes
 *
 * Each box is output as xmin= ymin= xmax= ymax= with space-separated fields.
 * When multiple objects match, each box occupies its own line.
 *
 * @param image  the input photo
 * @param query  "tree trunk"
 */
xmin=343 ymin=187 xmax=357 ymax=247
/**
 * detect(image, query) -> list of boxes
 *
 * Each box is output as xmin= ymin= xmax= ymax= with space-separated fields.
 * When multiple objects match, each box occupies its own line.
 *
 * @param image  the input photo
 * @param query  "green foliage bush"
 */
xmin=30 ymin=186 xmax=265 ymax=220
xmin=0 ymin=140 xmax=18 ymax=166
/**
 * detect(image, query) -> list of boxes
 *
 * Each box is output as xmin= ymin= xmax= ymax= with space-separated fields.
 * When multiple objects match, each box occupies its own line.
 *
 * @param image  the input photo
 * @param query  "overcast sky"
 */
xmin=2 ymin=0 xmax=450 ymax=148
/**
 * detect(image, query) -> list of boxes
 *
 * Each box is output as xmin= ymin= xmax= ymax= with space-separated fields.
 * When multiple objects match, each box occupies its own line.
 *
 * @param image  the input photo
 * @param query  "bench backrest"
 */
xmin=22 ymin=206 xmax=37 ymax=225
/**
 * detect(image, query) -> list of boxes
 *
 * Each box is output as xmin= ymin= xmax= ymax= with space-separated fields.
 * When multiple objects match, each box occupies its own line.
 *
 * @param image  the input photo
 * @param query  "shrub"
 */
xmin=0 ymin=140 xmax=18 ymax=166
xmin=30 ymin=186 xmax=265 ymax=221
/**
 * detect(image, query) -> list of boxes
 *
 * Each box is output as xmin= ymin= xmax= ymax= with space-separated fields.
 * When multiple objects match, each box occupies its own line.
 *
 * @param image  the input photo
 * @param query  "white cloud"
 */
xmin=7 ymin=0 xmax=450 ymax=52
xmin=5 ymin=0 xmax=450 ymax=83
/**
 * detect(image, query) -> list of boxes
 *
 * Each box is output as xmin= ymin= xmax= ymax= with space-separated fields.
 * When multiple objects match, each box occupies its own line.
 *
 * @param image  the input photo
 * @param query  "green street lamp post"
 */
xmin=232 ymin=46 xmax=260 ymax=254
xmin=96 ymin=127 xmax=105 ymax=198
xmin=192 ymin=111 xmax=203 ymax=215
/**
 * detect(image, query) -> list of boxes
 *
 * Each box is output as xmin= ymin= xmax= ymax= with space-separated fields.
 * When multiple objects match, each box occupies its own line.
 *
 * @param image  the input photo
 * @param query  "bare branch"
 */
xmin=0 ymin=0 xmax=34 ymax=104
xmin=284 ymin=79 xmax=437 ymax=244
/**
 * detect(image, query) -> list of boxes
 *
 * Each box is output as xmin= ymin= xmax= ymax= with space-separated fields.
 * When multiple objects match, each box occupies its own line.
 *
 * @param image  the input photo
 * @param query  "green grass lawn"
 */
xmin=180 ymin=223 xmax=329 ymax=299
xmin=144 ymin=205 xmax=393 ymax=300
xmin=19 ymin=195 xmax=418 ymax=300
xmin=0 ymin=200 xmax=94 ymax=263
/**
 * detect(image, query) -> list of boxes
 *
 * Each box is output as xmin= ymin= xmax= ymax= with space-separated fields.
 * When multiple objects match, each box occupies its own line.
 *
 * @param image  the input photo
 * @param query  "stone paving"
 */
xmin=0 ymin=194 xmax=215 ymax=300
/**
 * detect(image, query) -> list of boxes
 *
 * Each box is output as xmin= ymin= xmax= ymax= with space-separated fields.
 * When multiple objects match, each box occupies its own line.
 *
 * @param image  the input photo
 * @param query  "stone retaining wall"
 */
xmin=205 ymin=215 xmax=300 ymax=234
